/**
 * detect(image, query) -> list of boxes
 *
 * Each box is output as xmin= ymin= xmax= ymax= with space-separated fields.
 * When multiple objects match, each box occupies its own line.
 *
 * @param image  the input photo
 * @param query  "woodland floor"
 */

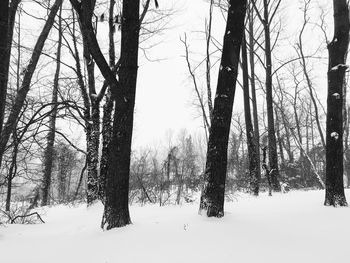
xmin=1 ymin=189 xmax=350 ymax=263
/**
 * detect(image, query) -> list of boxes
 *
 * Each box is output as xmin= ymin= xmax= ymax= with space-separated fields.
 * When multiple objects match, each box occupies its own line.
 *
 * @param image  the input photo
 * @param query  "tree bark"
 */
xmin=101 ymin=0 xmax=141 ymax=229
xmin=199 ymin=0 xmax=247 ymax=217
xmin=324 ymin=0 xmax=349 ymax=206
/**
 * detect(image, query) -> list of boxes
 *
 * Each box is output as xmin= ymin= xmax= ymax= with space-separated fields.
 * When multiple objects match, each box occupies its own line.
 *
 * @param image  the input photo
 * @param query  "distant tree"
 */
xmin=324 ymin=0 xmax=349 ymax=206
xmin=252 ymin=0 xmax=281 ymax=191
xmin=199 ymin=0 xmax=247 ymax=217
xmin=56 ymin=143 xmax=77 ymax=203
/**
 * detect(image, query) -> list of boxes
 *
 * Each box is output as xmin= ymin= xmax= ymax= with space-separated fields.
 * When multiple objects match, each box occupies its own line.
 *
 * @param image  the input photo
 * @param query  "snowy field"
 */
xmin=2 ymin=190 xmax=350 ymax=263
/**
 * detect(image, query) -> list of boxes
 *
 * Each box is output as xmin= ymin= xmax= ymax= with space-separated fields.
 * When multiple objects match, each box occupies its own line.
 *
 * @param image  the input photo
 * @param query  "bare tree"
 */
xmin=41 ymin=3 xmax=63 ymax=206
xmin=252 ymin=0 xmax=282 ymax=191
xmin=324 ymin=0 xmax=349 ymax=206
xmin=199 ymin=0 xmax=247 ymax=217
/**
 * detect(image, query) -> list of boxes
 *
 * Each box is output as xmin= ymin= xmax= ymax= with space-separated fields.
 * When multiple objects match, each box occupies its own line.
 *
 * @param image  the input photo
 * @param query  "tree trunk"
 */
xmin=82 ymin=38 xmax=100 ymax=205
xmin=41 ymin=3 xmax=63 ymax=206
xmin=101 ymin=0 xmax=141 ymax=229
xmin=262 ymin=0 xmax=280 ymax=191
xmin=5 ymin=131 xmax=18 ymax=211
xmin=0 ymin=0 xmax=9 ymax=142
xmin=199 ymin=0 xmax=247 ymax=217
xmin=242 ymin=34 xmax=259 ymax=195
xmin=324 ymin=0 xmax=349 ymax=206
xmin=248 ymin=2 xmax=261 ymax=181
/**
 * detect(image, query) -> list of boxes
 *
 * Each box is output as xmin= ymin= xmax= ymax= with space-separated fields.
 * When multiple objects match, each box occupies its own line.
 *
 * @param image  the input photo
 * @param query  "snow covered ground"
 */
xmin=2 ymin=190 xmax=350 ymax=263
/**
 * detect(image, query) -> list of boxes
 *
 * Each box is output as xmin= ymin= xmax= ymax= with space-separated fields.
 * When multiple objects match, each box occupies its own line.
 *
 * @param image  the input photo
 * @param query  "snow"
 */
xmin=330 ymin=64 xmax=348 ymax=71
xmin=331 ymin=131 xmax=339 ymax=140
xmin=2 ymin=190 xmax=350 ymax=263
xmin=332 ymin=93 xmax=340 ymax=99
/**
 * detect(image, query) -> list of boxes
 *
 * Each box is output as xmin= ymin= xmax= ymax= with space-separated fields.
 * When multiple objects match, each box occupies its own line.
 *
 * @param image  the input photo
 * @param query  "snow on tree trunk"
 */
xmin=199 ymin=0 xmax=247 ymax=217
xmin=324 ymin=0 xmax=349 ymax=207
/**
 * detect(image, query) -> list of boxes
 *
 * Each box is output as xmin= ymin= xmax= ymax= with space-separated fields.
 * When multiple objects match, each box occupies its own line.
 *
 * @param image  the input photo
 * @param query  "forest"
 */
xmin=1 ymin=0 xmax=350 ymax=262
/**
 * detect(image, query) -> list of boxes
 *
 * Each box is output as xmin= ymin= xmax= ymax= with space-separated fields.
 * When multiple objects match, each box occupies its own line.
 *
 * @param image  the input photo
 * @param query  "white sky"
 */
xmin=16 ymin=0 xmax=334 ymax=151
xmin=132 ymin=0 xmax=332 ymax=148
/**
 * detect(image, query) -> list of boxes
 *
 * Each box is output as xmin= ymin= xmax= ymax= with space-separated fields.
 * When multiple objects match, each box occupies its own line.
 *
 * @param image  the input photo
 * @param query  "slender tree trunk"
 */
xmin=324 ymin=0 xmax=349 ymax=206
xmin=248 ymin=2 xmax=261 ymax=180
xmin=101 ymin=0 xmax=141 ymax=229
xmin=205 ymin=0 xmax=214 ymax=120
xmin=262 ymin=0 xmax=280 ymax=191
xmin=199 ymin=0 xmax=247 ymax=217
xmin=275 ymin=108 xmax=285 ymax=165
xmin=242 ymin=34 xmax=259 ymax=195
xmin=297 ymin=5 xmax=326 ymax=150
xmin=5 ymin=131 xmax=18 ymax=211
xmin=0 ymin=0 xmax=62 ymax=171
xmin=41 ymin=3 xmax=63 ymax=206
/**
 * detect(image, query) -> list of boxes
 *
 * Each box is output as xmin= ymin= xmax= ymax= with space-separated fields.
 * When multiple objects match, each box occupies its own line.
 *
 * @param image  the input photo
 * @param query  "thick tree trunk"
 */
xmin=242 ymin=34 xmax=259 ymax=195
xmin=324 ymin=0 xmax=349 ymax=206
xmin=199 ymin=0 xmax=247 ymax=217
xmin=262 ymin=0 xmax=280 ymax=191
xmin=101 ymin=0 xmax=141 ymax=229
xmin=41 ymin=3 xmax=63 ymax=206
xmin=0 ymin=0 xmax=62 ymax=171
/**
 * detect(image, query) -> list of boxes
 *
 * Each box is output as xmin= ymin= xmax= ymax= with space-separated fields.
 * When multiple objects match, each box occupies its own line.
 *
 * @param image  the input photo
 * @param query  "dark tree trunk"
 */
xmin=101 ymin=0 xmax=141 ymax=229
xmin=262 ymin=0 xmax=280 ymax=191
xmin=242 ymin=34 xmax=259 ymax=196
xmin=248 ymin=2 xmax=261 ymax=181
xmin=41 ymin=3 xmax=63 ymax=206
xmin=0 ymin=0 xmax=9 ymax=141
xmin=0 ymin=0 xmax=62 ymax=170
xmin=324 ymin=0 xmax=349 ymax=207
xmin=199 ymin=0 xmax=247 ymax=217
